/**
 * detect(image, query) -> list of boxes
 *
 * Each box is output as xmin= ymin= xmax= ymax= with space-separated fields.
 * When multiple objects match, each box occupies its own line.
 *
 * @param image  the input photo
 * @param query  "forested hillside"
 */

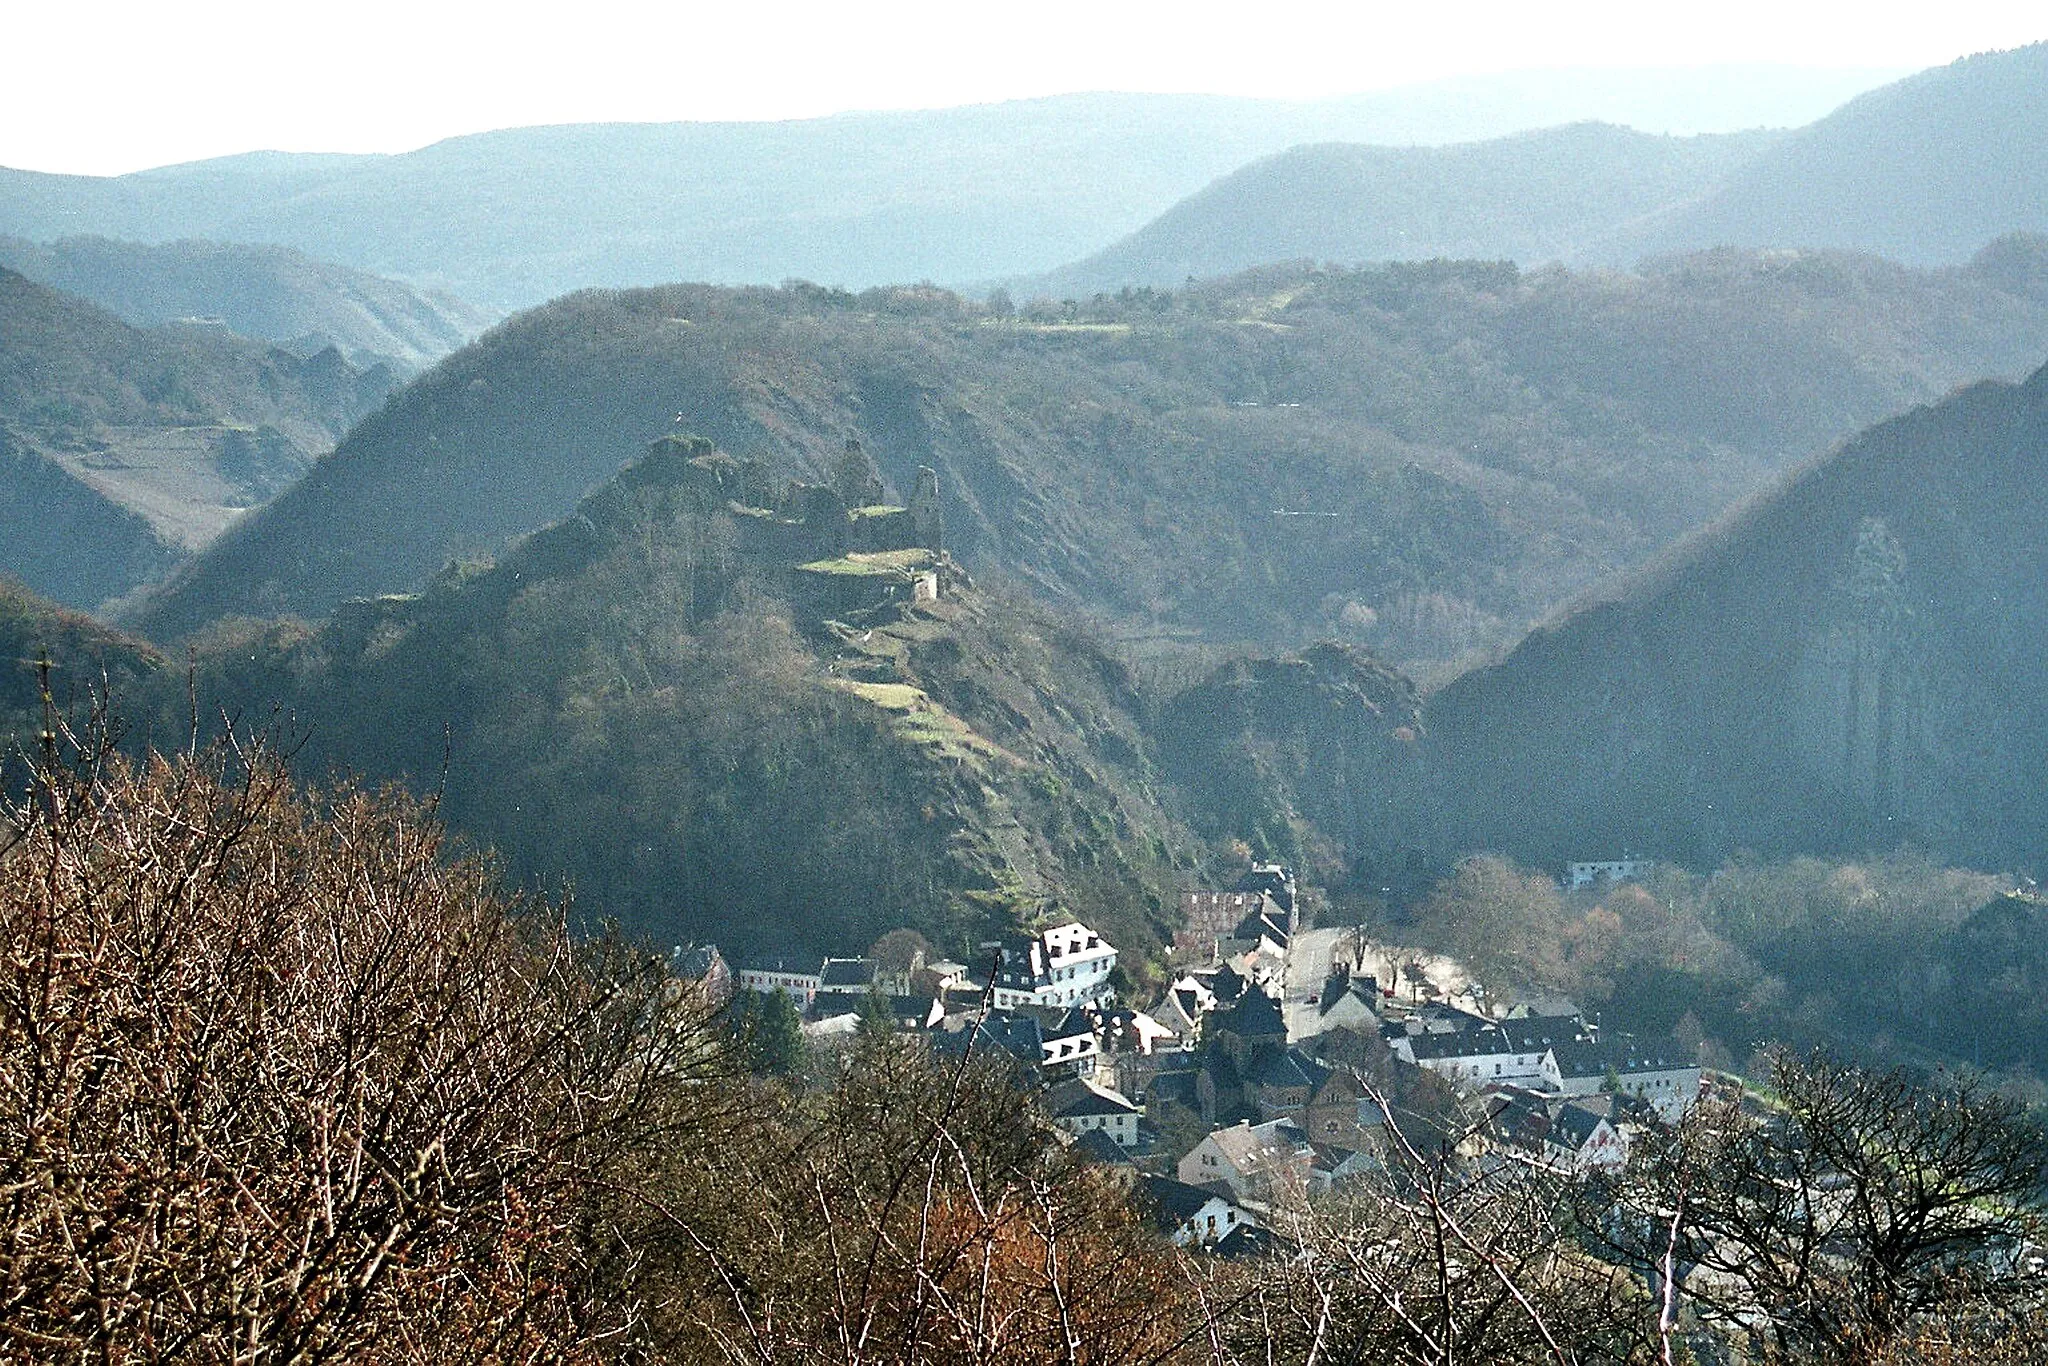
xmin=1423 ymin=356 xmax=2048 ymax=878
xmin=130 ymin=247 xmax=2048 ymax=674
xmin=0 ymin=268 xmax=395 ymax=609
xmin=1026 ymin=123 xmax=1780 ymax=296
xmin=0 ymin=235 xmax=491 ymax=370
xmin=168 ymin=437 xmax=1204 ymax=964
xmin=1611 ymin=42 xmax=2048 ymax=264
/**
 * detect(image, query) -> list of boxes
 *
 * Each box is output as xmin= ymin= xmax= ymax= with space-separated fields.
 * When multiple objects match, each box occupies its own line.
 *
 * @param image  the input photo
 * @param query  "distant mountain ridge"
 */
xmin=1608 ymin=42 xmax=2048 ymax=265
xmin=0 ymin=69 xmax=1897 ymax=308
xmin=0 ymin=236 xmax=492 ymax=371
xmin=124 ymin=250 xmax=2048 ymax=674
xmin=1030 ymin=43 xmax=2048 ymax=295
xmin=0 ymin=267 xmax=395 ymax=610
xmin=1422 ymin=357 xmax=2048 ymax=877
xmin=1024 ymin=123 xmax=1781 ymax=297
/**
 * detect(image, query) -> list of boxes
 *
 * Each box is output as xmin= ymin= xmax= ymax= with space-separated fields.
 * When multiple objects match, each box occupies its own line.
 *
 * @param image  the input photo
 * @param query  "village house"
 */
xmin=815 ymin=957 xmax=885 ymax=999
xmin=1179 ymin=1118 xmax=1314 ymax=1208
xmin=1315 ymin=970 xmax=1385 ymax=1032
xmin=1479 ymin=1087 xmax=1628 ymax=1173
xmin=1045 ymin=1078 xmax=1143 ymax=1148
xmin=1219 ymin=895 xmax=1293 ymax=960
xmin=735 ymin=958 xmax=823 ymax=1006
xmin=1141 ymin=1175 xmax=1258 ymax=1248
xmin=668 ymin=942 xmax=732 ymax=1001
xmin=1298 ymin=1067 xmax=1386 ymax=1153
xmin=1308 ymin=1142 xmax=1380 ymax=1190
xmin=1542 ymin=1036 xmax=1703 ymax=1122
xmin=1152 ymin=974 xmax=1218 ymax=1040
xmin=1393 ymin=1025 xmax=1553 ymax=1090
xmin=1567 ymin=858 xmax=1650 ymax=890
xmin=986 ymin=921 xmax=1118 ymax=1010
xmin=936 ymin=1010 xmax=1097 ymax=1081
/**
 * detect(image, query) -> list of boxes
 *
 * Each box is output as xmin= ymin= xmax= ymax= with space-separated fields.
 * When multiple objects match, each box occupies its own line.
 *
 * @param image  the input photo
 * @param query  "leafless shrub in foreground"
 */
xmin=0 ymin=730 xmax=728 ymax=1364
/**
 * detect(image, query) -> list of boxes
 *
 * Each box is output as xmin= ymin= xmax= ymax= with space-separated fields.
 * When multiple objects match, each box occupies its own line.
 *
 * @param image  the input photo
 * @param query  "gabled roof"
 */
xmin=1208 ymin=963 xmax=1246 ymax=1004
xmin=1204 ymin=1119 xmax=1309 ymax=1176
xmin=1549 ymin=1103 xmax=1610 ymax=1150
xmin=1548 ymin=1036 xmax=1697 ymax=1080
xmin=1307 ymin=1065 xmax=1371 ymax=1109
xmin=819 ymin=957 xmax=880 ymax=988
xmin=1045 ymin=1078 xmax=1140 ymax=1119
xmin=1405 ymin=1027 xmax=1519 ymax=1061
xmin=1499 ymin=1015 xmax=1588 ymax=1052
xmin=1141 ymin=1174 xmax=1229 ymax=1226
xmin=1213 ymin=1223 xmax=1286 ymax=1259
xmin=1215 ymin=984 xmax=1286 ymax=1040
xmin=1075 ymin=1127 xmax=1135 ymax=1167
xmin=1252 ymin=1046 xmax=1329 ymax=1093
xmin=740 ymin=956 xmax=821 ymax=978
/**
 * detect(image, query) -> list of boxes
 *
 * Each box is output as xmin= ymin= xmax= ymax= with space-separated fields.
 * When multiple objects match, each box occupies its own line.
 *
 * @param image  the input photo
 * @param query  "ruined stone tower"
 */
xmin=911 ymin=465 xmax=942 ymax=552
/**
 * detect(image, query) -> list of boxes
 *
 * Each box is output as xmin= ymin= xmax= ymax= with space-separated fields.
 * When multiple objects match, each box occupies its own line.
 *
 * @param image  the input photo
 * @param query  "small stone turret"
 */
xmin=911 ymin=465 xmax=942 ymax=552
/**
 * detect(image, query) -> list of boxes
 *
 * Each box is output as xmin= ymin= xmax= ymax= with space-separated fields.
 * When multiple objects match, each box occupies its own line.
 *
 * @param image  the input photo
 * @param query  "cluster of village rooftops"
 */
xmin=674 ymin=861 xmax=1701 ymax=1254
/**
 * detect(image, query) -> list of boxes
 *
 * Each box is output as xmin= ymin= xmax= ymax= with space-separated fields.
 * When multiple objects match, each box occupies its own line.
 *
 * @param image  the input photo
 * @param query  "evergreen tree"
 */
xmin=748 ymin=988 xmax=807 ymax=1076
xmin=856 ymin=986 xmax=894 ymax=1040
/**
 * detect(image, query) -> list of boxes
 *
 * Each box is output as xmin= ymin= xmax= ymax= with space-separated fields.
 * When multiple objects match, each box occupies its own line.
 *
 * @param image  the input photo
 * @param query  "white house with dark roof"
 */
xmin=1392 ymin=1026 xmax=1551 ymax=1090
xmin=1141 ymin=1175 xmax=1257 ymax=1247
xmin=1568 ymin=858 xmax=1650 ymax=889
xmin=1045 ymin=1077 xmax=1142 ymax=1148
xmin=1545 ymin=1103 xmax=1627 ymax=1172
xmin=987 ymin=921 xmax=1118 ymax=1010
xmin=1541 ymin=1036 xmax=1702 ymax=1121
xmin=815 ymin=957 xmax=882 ymax=998
xmin=736 ymin=959 xmax=822 ymax=1006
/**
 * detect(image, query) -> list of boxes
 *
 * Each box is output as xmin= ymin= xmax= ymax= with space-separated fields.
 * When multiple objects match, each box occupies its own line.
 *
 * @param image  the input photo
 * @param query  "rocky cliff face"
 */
xmin=1423 ymin=362 xmax=2048 ymax=875
xmin=1158 ymin=643 xmax=1429 ymax=877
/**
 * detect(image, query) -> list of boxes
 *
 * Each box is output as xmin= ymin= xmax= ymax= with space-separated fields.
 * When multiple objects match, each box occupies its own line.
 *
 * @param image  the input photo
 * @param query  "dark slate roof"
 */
xmin=1550 ymin=1103 xmax=1608 ymax=1150
xmin=1075 ymin=1127 xmax=1135 ymax=1167
xmin=935 ymin=1013 xmax=1044 ymax=1068
xmin=1216 ymin=984 xmax=1286 ymax=1040
xmin=819 ymin=957 xmax=880 ymax=988
xmin=1405 ymin=1027 xmax=1518 ymax=1061
xmin=1232 ymin=902 xmax=1290 ymax=946
xmin=1252 ymin=1046 xmax=1329 ymax=1093
xmin=739 ymin=956 xmax=819 ymax=976
xmin=1548 ymin=1036 xmax=1697 ymax=1080
xmin=1046 ymin=1078 xmax=1139 ymax=1119
xmin=1208 ymin=963 xmax=1246 ymax=1004
xmin=1213 ymin=1223 xmax=1286 ymax=1259
xmin=1141 ymin=1174 xmax=1225 ymax=1225
xmin=1499 ymin=1015 xmax=1588 ymax=1052
xmin=669 ymin=943 xmax=726 ymax=981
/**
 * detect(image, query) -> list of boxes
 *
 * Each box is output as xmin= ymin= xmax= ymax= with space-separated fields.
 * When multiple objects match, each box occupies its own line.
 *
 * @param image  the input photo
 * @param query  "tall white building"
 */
xmin=986 ymin=921 xmax=1117 ymax=1009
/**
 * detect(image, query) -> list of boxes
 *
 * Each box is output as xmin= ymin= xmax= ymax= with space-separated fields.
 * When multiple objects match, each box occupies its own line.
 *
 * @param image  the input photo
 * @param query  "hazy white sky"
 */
xmin=8 ymin=0 xmax=2044 ymax=175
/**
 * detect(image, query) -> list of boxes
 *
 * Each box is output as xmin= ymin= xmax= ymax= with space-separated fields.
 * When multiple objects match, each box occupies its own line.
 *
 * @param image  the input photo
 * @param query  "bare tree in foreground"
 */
xmin=1591 ymin=1049 xmax=2048 ymax=1365
xmin=0 ymin=728 xmax=729 ymax=1363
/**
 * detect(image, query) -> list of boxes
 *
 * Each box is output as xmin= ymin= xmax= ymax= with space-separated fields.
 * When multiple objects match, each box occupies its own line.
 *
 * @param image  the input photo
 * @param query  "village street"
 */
xmin=1281 ymin=926 xmax=1478 ymax=1040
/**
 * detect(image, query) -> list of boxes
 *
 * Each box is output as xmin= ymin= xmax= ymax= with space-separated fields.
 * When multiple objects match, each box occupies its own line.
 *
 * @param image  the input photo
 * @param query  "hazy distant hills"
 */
xmin=126 ymin=247 xmax=2048 ymax=672
xmin=1612 ymin=43 xmax=2048 ymax=265
xmin=1024 ymin=124 xmax=1781 ymax=297
xmin=0 ymin=236 xmax=492 ymax=371
xmin=1028 ymin=44 xmax=2048 ymax=296
xmin=1424 ymin=358 xmax=2048 ymax=876
xmin=0 ymin=69 xmax=1897 ymax=308
xmin=0 ymin=268 xmax=395 ymax=609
